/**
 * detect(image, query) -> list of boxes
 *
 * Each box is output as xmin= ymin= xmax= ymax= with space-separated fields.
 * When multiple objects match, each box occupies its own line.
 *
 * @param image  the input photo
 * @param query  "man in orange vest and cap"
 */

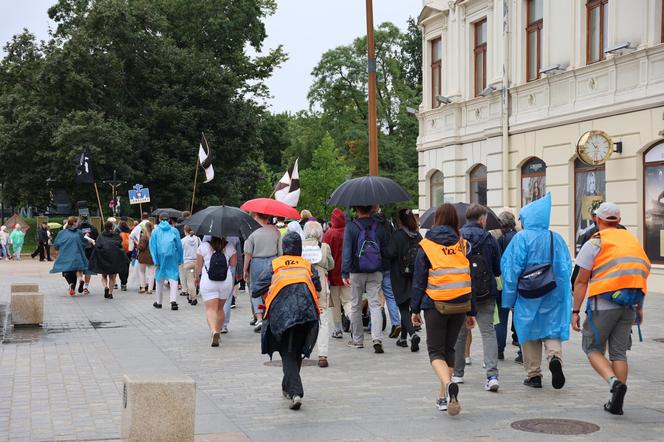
xmin=572 ymin=202 xmax=651 ymax=416
xmin=252 ymin=232 xmax=321 ymax=410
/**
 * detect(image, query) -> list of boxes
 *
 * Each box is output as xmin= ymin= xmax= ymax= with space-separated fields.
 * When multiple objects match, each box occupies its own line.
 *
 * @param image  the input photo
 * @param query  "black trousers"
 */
xmin=63 ymin=271 xmax=78 ymax=286
xmin=279 ymin=325 xmax=307 ymax=398
xmin=423 ymin=309 xmax=466 ymax=366
xmin=32 ymin=242 xmax=48 ymax=260
xmin=398 ymin=301 xmax=416 ymax=339
xmin=118 ymin=252 xmax=131 ymax=285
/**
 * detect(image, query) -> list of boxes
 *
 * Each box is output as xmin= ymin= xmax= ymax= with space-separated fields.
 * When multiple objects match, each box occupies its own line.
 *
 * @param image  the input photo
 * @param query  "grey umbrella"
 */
xmin=183 ymin=206 xmax=260 ymax=240
xmin=152 ymin=208 xmax=183 ymax=219
xmin=327 ymin=176 xmax=411 ymax=206
xmin=420 ymin=203 xmax=501 ymax=230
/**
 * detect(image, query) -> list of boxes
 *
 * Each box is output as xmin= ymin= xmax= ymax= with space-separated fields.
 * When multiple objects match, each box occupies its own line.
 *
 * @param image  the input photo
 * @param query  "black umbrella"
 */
xmin=327 ymin=176 xmax=411 ymax=206
xmin=183 ymin=206 xmax=260 ymax=240
xmin=152 ymin=208 xmax=183 ymax=219
xmin=420 ymin=203 xmax=501 ymax=230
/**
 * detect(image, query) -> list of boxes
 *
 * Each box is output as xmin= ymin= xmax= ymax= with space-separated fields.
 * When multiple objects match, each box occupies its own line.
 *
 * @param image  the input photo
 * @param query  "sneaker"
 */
xmin=211 ymin=332 xmax=220 ymax=347
xmin=604 ymin=381 xmax=627 ymax=415
xmin=523 ymin=376 xmax=542 ymax=388
xmin=231 ymin=296 xmax=236 ymax=308
xmin=318 ymin=357 xmax=328 ymax=368
xmin=346 ymin=340 xmax=364 ymax=349
xmin=465 ymin=357 xmax=472 ymax=365
xmin=411 ymin=334 xmax=421 ymax=353
xmin=331 ymin=330 xmax=343 ymax=339
xmin=249 ymin=317 xmax=257 ymax=326
xmin=515 ymin=353 xmax=523 ymax=364
xmin=396 ymin=338 xmax=408 ymax=347
xmin=121 ymin=285 xmax=127 ymax=292
xmin=289 ymin=395 xmax=302 ymax=410
xmin=485 ymin=376 xmax=500 ymax=392
xmin=498 ymin=352 xmax=505 ymax=360
xmin=451 ymin=376 xmax=464 ymax=384
xmin=373 ymin=341 xmax=384 ymax=354
xmin=83 ymin=288 xmax=90 ymax=295
xmin=253 ymin=321 xmax=262 ymax=333
xmin=549 ymin=356 xmax=565 ymax=389
xmin=221 ymin=326 xmax=229 ymax=334
xmin=69 ymin=285 xmax=75 ymax=297
xmin=435 ymin=397 xmax=447 ymax=411
xmin=190 ymin=299 xmax=198 ymax=306
xmin=153 ymin=302 xmax=162 ymax=309
xmin=446 ymin=382 xmax=461 ymax=416
xmin=230 ymin=304 xmax=237 ymax=309
xmin=77 ymin=280 xmax=84 ymax=293
xmin=171 ymin=302 xmax=179 ymax=311
xmin=188 ymin=298 xmax=192 ymax=305
xmin=388 ymin=325 xmax=401 ymax=339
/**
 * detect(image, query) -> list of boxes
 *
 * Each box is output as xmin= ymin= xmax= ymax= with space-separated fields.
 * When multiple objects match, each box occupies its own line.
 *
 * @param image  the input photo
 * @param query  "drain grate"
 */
xmin=511 ymin=419 xmax=599 ymax=435
xmin=264 ymin=359 xmax=319 ymax=367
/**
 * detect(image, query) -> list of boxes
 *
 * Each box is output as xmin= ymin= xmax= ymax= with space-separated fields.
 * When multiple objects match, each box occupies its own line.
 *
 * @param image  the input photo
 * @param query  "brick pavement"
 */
xmin=0 ymin=259 xmax=663 ymax=441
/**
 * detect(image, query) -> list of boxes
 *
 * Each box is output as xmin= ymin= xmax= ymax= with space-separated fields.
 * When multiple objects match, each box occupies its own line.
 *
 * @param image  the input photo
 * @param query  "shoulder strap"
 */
xmin=549 ymin=231 xmax=554 ymax=262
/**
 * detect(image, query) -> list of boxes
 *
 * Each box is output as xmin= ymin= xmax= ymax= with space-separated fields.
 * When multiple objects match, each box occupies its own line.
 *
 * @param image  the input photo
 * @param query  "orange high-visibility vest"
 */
xmin=420 ymin=238 xmax=472 ymax=301
xmin=264 ymin=255 xmax=320 ymax=318
xmin=588 ymin=228 xmax=651 ymax=297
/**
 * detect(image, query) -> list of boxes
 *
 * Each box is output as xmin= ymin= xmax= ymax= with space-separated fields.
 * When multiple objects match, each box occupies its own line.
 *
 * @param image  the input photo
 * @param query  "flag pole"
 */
xmin=93 ymin=182 xmax=104 ymax=219
xmin=190 ymin=158 xmax=199 ymax=214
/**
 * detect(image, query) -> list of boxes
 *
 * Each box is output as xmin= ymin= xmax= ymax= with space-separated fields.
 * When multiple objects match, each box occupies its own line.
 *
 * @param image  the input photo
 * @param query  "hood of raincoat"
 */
xmin=519 ymin=193 xmax=551 ymax=231
xmin=424 ymin=225 xmax=461 ymax=247
xmin=282 ymin=231 xmax=302 ymax=256
xmin=330 ymin=208 xmax=345 ymax=229
xmin=287 ymin=221 xmax=304 ymax=241
xmin=158 ymin=220 xmax=171 ymax=231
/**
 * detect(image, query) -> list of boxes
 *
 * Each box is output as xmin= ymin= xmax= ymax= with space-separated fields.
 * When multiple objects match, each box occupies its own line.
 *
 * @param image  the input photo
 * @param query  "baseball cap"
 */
xmin=590 ymin=199 xmax=604 ymax=215
xmin=595 ymin=202 xmax=620 ymax=221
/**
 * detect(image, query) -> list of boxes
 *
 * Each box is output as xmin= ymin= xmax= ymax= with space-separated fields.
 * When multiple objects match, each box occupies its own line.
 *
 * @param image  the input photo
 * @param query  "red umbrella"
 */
xmin=240 ymin=198 xmax=301 ymax=220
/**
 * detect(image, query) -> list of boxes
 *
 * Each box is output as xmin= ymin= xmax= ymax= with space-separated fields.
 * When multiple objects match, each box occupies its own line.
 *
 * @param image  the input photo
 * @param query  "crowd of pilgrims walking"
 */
xmin=32 ymin=193 xmax=651 ymax=415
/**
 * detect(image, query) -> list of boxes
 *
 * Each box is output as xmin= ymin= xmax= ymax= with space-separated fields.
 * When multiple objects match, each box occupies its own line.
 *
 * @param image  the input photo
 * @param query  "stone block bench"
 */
xmin=10 ymin=284 xmax=43 ymax=326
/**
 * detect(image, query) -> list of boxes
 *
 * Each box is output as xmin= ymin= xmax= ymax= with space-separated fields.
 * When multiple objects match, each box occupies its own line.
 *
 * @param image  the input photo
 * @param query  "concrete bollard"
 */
xmin=121 ymin=374 xmax=196 ymax=442
xmin=11 ymin=292 xmax=44 ymax=326
xmin=10 ymin=283 xmax=39 ymax=294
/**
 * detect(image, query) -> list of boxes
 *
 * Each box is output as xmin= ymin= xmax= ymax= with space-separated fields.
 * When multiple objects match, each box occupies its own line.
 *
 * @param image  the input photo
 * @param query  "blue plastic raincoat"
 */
xmin=50 ymin=228 xmax=89 ymax=274
xmin=149 ymin=221 xmax=183 ymax=282
xmin=500 ymin=193 xmax=572 ymax=343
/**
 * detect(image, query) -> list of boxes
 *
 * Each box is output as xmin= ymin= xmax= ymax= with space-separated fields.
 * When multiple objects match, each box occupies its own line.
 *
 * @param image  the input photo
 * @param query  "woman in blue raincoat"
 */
xmin=501 ymin=193 xmax=572 ymax=390
xmin=51 ymin=217 xmax=90 ymax=296
xmin=149 ymin=216 xmax=183 ymax=310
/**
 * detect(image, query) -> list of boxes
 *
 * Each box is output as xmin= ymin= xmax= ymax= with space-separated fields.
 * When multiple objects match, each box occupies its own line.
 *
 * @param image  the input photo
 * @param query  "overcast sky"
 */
xmin=0 ymin=0 xmax=420 ymax=113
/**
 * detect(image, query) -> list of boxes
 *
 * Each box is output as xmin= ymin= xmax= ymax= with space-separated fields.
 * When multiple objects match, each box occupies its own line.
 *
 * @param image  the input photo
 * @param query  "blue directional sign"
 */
xmin=128 ymin=184 xmax=151 ymax=205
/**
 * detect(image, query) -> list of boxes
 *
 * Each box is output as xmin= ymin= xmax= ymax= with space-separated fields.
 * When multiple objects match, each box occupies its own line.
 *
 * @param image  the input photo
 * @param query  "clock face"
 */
xmin=577 ymin=131 xmax=613 ymax=166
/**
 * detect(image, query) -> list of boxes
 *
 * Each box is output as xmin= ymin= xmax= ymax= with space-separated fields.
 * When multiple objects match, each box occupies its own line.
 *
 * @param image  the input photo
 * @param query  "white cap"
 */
xmin=595 ymin=202 xmax=621 ymax=221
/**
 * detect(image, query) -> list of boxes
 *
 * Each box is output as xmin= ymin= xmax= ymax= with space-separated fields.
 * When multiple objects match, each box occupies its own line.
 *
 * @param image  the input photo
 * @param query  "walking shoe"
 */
xmin=249 ymin=317 xmax=257 ymax=326
xmin=289 ymin=396 xmax=302 ymax=410
xmin=180 ymin=291 xmax=188 ymax=297
xmin=465 ymin=357 xmax=472 ymax=365
xmin=69 ymin=284 xmax=76 ymax=297
xmin=523 ymin=376 xmax=542 ymax=388
xmin=121 ymin=284 xmax=127 ymax=291
xmin=171 ymin=302 xmax=179 ymax=311
xmin=498 ymin=352 xmax=505 ymax=360
xmin=331 ymin=330 xmax=343 ymax=339
xmin=396 ymin=338 xmax=408 ymax=347
xmin=549 ymin=356 xmax=565 ymax=390
xmin=411 ymin=334 xmax=421 ymax=353
xmin=373 ymin=341 xmax=384 ymax=354
xmin=485 ymin=376 xmax=500 ymax=392
xmin=221 ymin=326 xmax=229 ymax=334
xmin=104 ymin=288 xmax=111 ymax=299
xmin=446 ymin=382 xmax=461 ymax=416
xmin=153 ymin=302 xmax=162 ymax=309
xmin=190 ymin=299 xmax=197 ymax=306
xmin=253 ymin=321 xmax=262 ymax=333
xmin=139 ymin=287 xmax=146 ymax=294
xmin=388 ymin=325 xmax=401 ymax=339
xmin=188 ymin=297 xmax=192 ymax=305
xmin=514 ymin=352 xmax=523 ymax=364
xmin=604 ymin=381 xmax=627 ymax=415
xmin=346 ymin=340 xmax=364 ymax=349
xmin=83 ymin=288 xmax=90 ymax=295
xmin=318 ymin=357 xmax=328 ymax=368
xmin=435 ymin=397 xmax=447 ymax=411
xmin=451 ymin=376 xmax=464 ymax=384
xmin=78 ymin=280 xmax=84 ymax=293
xmin=211 ymin=332 xmax=220 ymax=347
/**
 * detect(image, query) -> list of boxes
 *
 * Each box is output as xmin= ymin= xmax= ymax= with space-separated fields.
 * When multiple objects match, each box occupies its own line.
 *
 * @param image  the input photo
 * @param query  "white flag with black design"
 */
xmin=198 ymin=133 xmax=214 ymax=183
xmin=274 ymin=158 xmax=300 ymax=207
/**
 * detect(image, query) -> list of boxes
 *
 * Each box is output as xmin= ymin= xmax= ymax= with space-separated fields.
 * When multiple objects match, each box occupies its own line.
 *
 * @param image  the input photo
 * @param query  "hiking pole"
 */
xmin=635 ymin=308 xmax=643 ymax=342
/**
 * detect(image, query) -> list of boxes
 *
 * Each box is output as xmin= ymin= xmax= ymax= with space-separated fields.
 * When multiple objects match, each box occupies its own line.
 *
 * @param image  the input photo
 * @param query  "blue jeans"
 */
xmin=249 ymin=256 xmax=274 ymax=316
xmin=382 ymin=271 xmax=400 ymax=327
xmin=495 ymin=306 xmax=510 ymax=353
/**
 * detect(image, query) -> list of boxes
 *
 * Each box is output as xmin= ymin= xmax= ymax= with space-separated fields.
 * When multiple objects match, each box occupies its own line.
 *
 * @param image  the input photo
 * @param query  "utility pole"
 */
xmin=366 ymin=0 xmax=379 ymax=176
xmin=103 ymin=170 xmax=126 ymax=216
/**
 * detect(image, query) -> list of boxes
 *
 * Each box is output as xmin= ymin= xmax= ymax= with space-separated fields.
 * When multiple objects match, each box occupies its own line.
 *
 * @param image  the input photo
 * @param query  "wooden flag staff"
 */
xmin=93 ymin=182 xmax=104 ymax=220
xmin=190 ymin=157 xmax=199 ymax=214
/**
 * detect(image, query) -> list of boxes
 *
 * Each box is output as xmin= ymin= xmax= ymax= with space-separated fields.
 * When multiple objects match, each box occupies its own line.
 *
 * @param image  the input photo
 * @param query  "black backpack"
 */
xmin=400 ymin=233 xmax=420 ymax=276
xmin=206 ymin=250 xmax=228 ymax=281
xmin=468 ymin=238 xmax=492 ymax=301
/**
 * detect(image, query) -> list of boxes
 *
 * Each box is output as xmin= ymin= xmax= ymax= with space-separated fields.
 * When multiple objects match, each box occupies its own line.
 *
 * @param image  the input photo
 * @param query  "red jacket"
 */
xmin=322 ymin=208 xmax=345 ymax=286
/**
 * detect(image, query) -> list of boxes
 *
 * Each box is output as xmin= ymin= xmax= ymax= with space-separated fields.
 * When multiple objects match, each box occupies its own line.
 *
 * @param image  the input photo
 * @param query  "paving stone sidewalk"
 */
xmin=1 ymin=259 xmax=663 ymax=441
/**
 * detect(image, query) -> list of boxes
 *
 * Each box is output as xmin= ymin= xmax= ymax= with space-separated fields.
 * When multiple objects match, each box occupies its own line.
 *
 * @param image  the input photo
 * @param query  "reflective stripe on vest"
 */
xmin=588 ymin=228 xmax=651 ymax=297
xmin=420 ymin=238 xmax=472 ymax=301
xmin=264 ymin=255 xmax=319 ymax=318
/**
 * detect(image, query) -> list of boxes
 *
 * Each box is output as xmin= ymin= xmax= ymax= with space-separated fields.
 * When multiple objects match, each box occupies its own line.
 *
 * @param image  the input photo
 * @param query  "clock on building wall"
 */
xmin=576 ymin=130 xmax=614 ymax=166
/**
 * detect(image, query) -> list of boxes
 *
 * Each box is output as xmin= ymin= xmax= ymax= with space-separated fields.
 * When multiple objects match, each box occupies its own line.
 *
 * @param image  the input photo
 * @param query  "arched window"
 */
xmin=574 ymin=158 xmax=606 ymax=253
xmin=521 ymin=157 xmax=546 ymax=206
xmin=430 ymin=170 xmax=444 ymax=208
xmin=644 ymin=142 xmax=664 ymax=263
xmin=469 ymin=164 xmax=487 ymax=206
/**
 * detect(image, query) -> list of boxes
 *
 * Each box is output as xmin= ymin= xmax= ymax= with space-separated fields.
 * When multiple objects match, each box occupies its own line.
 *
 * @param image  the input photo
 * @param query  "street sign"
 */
xmin=128 ymin=184 xmax=151 ymax=205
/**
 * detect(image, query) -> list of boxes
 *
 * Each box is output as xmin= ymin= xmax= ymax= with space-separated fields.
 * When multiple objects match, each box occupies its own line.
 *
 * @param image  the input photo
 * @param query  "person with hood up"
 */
xmin=501 ymin=193 xmax=572 ymax=390
xmin=385 ymin=208 xmax=422 ymax=352
xmin=287 ymin=221 xmax=305 ymax=241
xmin=252 ymin=232 xmax=321 ymax=410
xmin=9 ymin=224 xmax=25 ymax=260
xmin=302 ymin=221 xmax=335 ymax=367
xmin=88 ymin=221 xmax=129 ymax=299
xmin=50 ymin=217 xmax=89 ymax=296
xmin=150 ymin=214 xmax=184 ymax=310
xmin=411 ymin=203 xmax=472 ymax=416
xmin=322 ymin=208 xmax=351 ymax=338
xmin=0 ymin=226 xmax=10 ymax=260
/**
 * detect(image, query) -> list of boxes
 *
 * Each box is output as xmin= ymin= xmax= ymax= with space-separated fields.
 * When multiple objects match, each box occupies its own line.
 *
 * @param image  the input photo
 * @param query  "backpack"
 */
xmin=119 ymin=232 xmax=130 ymax=253
xmin=400 ymin=233 xmax=420 ymax=276
xmin=206 ymin=248 xmax=228 ymax=281
xmin=354 ymin=220 xmax=382 ymax=273
xmin=468 ymin=237 xmax=492 ymax=302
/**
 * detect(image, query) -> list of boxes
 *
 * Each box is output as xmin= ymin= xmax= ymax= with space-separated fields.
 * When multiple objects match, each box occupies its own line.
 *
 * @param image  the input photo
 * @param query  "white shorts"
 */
xmin=199 ymin=276 xmax=233 ymax=302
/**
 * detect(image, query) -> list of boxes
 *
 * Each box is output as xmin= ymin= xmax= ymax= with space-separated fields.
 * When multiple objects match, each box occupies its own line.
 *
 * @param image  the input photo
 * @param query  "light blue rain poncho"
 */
xmin=149 ymin=221 xmax=183 ymax=282
xmin=501 ymin=193 xmax=572 ymax=343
